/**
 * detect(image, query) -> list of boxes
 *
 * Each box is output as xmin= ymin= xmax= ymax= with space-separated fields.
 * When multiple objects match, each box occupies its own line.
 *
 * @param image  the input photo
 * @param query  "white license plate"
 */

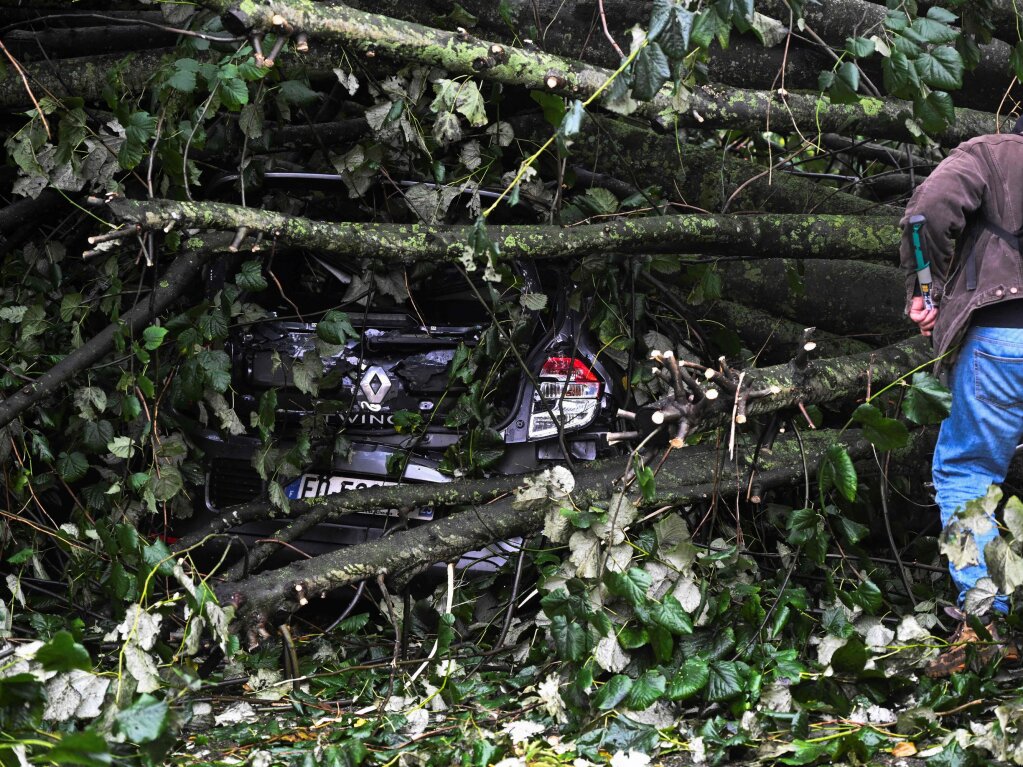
xmin=285 ymin=474 xmax=434 ymax=520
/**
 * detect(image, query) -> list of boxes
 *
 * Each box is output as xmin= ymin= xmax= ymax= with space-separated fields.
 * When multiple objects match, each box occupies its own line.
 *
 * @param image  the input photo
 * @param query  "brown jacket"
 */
xmin=900 ymin=132 xmax=1023 ymax=357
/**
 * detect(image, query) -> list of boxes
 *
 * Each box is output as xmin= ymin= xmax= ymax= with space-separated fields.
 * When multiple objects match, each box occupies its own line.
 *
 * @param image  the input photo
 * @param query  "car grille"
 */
xmin=207 ymin=457 xmax=264 ymax=509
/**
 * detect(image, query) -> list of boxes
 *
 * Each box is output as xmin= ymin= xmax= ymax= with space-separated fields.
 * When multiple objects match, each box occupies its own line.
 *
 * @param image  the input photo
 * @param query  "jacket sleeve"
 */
xmin=899 ymin=144 xmax=987 ymax=312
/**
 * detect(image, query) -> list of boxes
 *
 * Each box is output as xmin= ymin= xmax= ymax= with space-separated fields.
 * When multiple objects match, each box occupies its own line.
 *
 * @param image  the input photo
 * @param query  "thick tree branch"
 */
xmin=106 ymin=196 xmax=900 ymax=262
xmin=200 ymin=0 xmax=1010 ymax=144
xmin=0 ymin=245 xmax=220 ymax=430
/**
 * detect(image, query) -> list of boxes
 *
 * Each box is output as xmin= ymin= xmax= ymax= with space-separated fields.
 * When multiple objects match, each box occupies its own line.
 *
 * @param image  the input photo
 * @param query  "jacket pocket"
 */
xmin=974 ymin=349 xmax=1023 ymax=408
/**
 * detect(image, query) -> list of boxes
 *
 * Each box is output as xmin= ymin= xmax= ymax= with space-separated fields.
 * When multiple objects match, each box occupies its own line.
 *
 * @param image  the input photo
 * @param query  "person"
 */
xmin=899 ymin=119 xmax=1023 ymax=675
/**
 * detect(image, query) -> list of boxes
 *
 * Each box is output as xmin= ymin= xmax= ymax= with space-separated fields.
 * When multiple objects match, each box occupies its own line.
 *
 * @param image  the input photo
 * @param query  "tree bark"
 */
xmin=198 ymin=0 xmax=1010 ymax=145
xmin=0 ymin=246 xmax=219 ymax=430
xmin=105 ymin=196 xmax=901 ymax=262
xmin=564 ymin=114 xmax=903 ymax=216
xmin=698 ymin=299 xmax=875 ymax=362
xmin=222 ymin=428 xmax=879 ymax=628
xmin=4 ymin=25 xmax=178 ymax=59
xmin=715 ymin=259 xmax=909 ymax=342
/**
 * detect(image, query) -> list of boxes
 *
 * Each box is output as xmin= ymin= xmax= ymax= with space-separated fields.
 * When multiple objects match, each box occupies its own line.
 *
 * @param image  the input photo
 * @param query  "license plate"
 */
xmin=284 ymin=474 xmax=434 ymax=520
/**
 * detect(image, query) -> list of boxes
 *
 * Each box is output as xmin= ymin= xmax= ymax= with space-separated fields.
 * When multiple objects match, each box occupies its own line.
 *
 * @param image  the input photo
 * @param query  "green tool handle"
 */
xmin=909 ymin=214 xmax=934 ymax=312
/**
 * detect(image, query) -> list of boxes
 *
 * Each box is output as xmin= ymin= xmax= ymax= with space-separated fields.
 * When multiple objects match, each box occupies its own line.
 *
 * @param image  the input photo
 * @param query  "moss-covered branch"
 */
xmin=106 ymin=196 xmax=900 ymax=262
xmin=222 ymin=428 xmax=876 ymax=629
xmin=203 ymin=0 xmax=1009 ymax=144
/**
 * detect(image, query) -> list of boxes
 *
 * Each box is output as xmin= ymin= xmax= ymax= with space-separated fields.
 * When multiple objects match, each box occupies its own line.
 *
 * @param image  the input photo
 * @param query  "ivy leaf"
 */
xmin=1012 ymin=41 xmax=1023 ymax=82
xmin=986 ymin=537 xmax=1023 ymax=593
xmin=845 ymin=36 xmax=875 ymax=58
xmin=911 ymin=16 xmax=959 ymax=45
xmin=317 ymin=310 xmax=356 ymax=345
xmin=882 ymin=51 xmax=920 ymax=98
xmin=786 ymin=507 xmax=820 ymax=547
xmin=842 ymin=579 xmax=883 ymax=613
xmin=852 ymin=404 xmax=909 ymax=451
xmin=902 ymin=371 xmax=951 ymax=424
xmin=593 ymin=674 xmax=633 ymax=710
xmin=660 ymin=7 xmax=695 ymax=59
xmin=605 ymin=568 xmax=653 ymax=606
xmin=667 ymin=657 xmax=709 ymax=701
xmin=706 ymin=660 xmax=744 ymax=702
xmin=36 ymin=630 xmax=91 ymax=672
xmin=632 ymin=42 xmax=671 ymax=101
xmin=915 ymin=46 xmax=964 ymax=90
xmin=926 ymin=6 xmax=958 ymax=24
xmin=819 ymin=444 xmax=857 ymax=502
xmin=116 ymin=694 xmax=170 ymax=744
xmin=550 ymin=614 xmax=590 ymax=660
xmin=623 ymin=671 xmax=666 ymax=710
xmin=914 ymin=90 xmax=956 ymax=134
xmin=1004 ymin=495 xmax=1023 ymax=541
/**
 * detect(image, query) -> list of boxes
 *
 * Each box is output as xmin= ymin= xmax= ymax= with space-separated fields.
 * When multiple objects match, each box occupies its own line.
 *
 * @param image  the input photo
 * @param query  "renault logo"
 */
xmin=359 ymin=366 xmax=391 ymax=404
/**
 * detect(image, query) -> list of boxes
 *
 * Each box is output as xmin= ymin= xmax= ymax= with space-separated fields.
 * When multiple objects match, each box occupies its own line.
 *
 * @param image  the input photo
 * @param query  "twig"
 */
xmin=597 ymin=0 xmax=625 ymax=59
xmin=0 ymin=38 xmax=51 ymax=138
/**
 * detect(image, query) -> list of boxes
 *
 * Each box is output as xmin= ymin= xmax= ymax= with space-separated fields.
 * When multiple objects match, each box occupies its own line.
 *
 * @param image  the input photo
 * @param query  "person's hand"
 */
xmin=909 ymin=295 xmax=938 ymax=336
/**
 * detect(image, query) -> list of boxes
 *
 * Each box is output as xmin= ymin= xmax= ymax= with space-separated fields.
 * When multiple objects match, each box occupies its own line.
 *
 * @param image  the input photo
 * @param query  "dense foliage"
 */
xmin=4 ymin=1 xmax=1023 ymax=765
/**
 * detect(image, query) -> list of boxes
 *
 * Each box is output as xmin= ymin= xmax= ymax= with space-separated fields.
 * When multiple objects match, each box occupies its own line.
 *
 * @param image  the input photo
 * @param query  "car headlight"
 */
xmin=528 ymin=356 xmax=603 ymax=440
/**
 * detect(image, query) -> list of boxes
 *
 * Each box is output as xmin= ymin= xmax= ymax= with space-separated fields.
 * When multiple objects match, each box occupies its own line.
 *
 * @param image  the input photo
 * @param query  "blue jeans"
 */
xmin=933 ymin=326 xmax=1023 ymax=614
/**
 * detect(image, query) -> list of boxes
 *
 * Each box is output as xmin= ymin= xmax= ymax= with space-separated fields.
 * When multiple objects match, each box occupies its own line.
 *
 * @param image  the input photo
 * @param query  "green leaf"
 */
xmin=107 ymin=436 xmax=135 ymax=460
xmin=882 ymin=51 xmax=920 ymax=98
xmin=659 ymin=7 xmax=695 ymax=59
xmin=166 ymin=58 xmax=199 ymax=93
xmin=433 ymin=111 xmax=462 ymax=144
xmin=317 ymin=310 xmax=356 ymax=345
xmin=152 ymin=465 xmax=184 ymax=502
xmin=36 ymin=630 xmax=91 ymax=672
xmin=632 ymin=42 xmax=671 ymax=101
xmin=44 ymin=731 xmax=111 ymax=767
xmin=845 ymin=579 xmax=883 ymax=612
xmin=650 ymin=595 xmax=693 ymax=635
xmin=926 ymin=6 xmax=958 ymax=24
xmin=560 ymin=99 xmax=585 ymax=138
xmin=667 ymin=656 xmax=709 ymax=701
xmin=914 ymin=89 xmax=956 ymax=135
xmin=520 ymin=293 xmax=548 ymax=311
xmin=986 ymin=537 xmax=1023 ymax=593
xmin=238 ymin=102 xmax=264 ymax=140
xmin=618 ymin=625 xmax=649 ymax=648
xmin=1004 ymin=495 xmax=1023 ymax=541
xmin=218 ymin=76 xmax=249 ymax=110
xmin=197 ymin=311 xmax=228 ymax=341
xmin=116 ymin=694 xmax=170 ymax=744
xmin=648 ymin=624 xmax=674 ymax=663
xmin=278 ymin=79 xmax=320 ymax=106
xmin=235 ymin=260 xmax=267 ymax=292
xmin=820 ymin=444 xmax=857 ymax=502
xmin=829 ymin=636 xmax=867 ymax=673
xmin=142 ymin=325 xmax=168 ymax=351
xmin=530 ymin=91 xmax=566 ymax=128
xmin=706 ymin=660 xmax=744 ymax=702
xmin=836 ymin=516 xmax=869 ymax=545
xmin=593 ymin=674 xmax=633 ymax=709
xmin=124 ymin=111 xmax=157 ymax=146
xmin=852 ymin=403 xmax=909 ymax=451
xmin=648 ymin=0 xmax=673 ymax=40
xmin=911 ymin=16 xmax=958 ymax=45
xmin=903 ymin=371 xmax=952 ymax=425
xmin=845 ymin=36 xmax=875 ymax=58
xmin=623 ymin=671 xmax=666 ymax=710
xmin=605 ymin=568 xmax=652 ymax=606
xmin=916 ymin=46 xmax=963 ymax=90
xmin=142 ymin=538 xmax=174 ymax=577
xmin=550 ymin=614 xmax=590 ymax=660
xmin=1012 ymin=41 xmax=1023 ymax=82
xmin=786 ymin=507 xmax=820 ymax=546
